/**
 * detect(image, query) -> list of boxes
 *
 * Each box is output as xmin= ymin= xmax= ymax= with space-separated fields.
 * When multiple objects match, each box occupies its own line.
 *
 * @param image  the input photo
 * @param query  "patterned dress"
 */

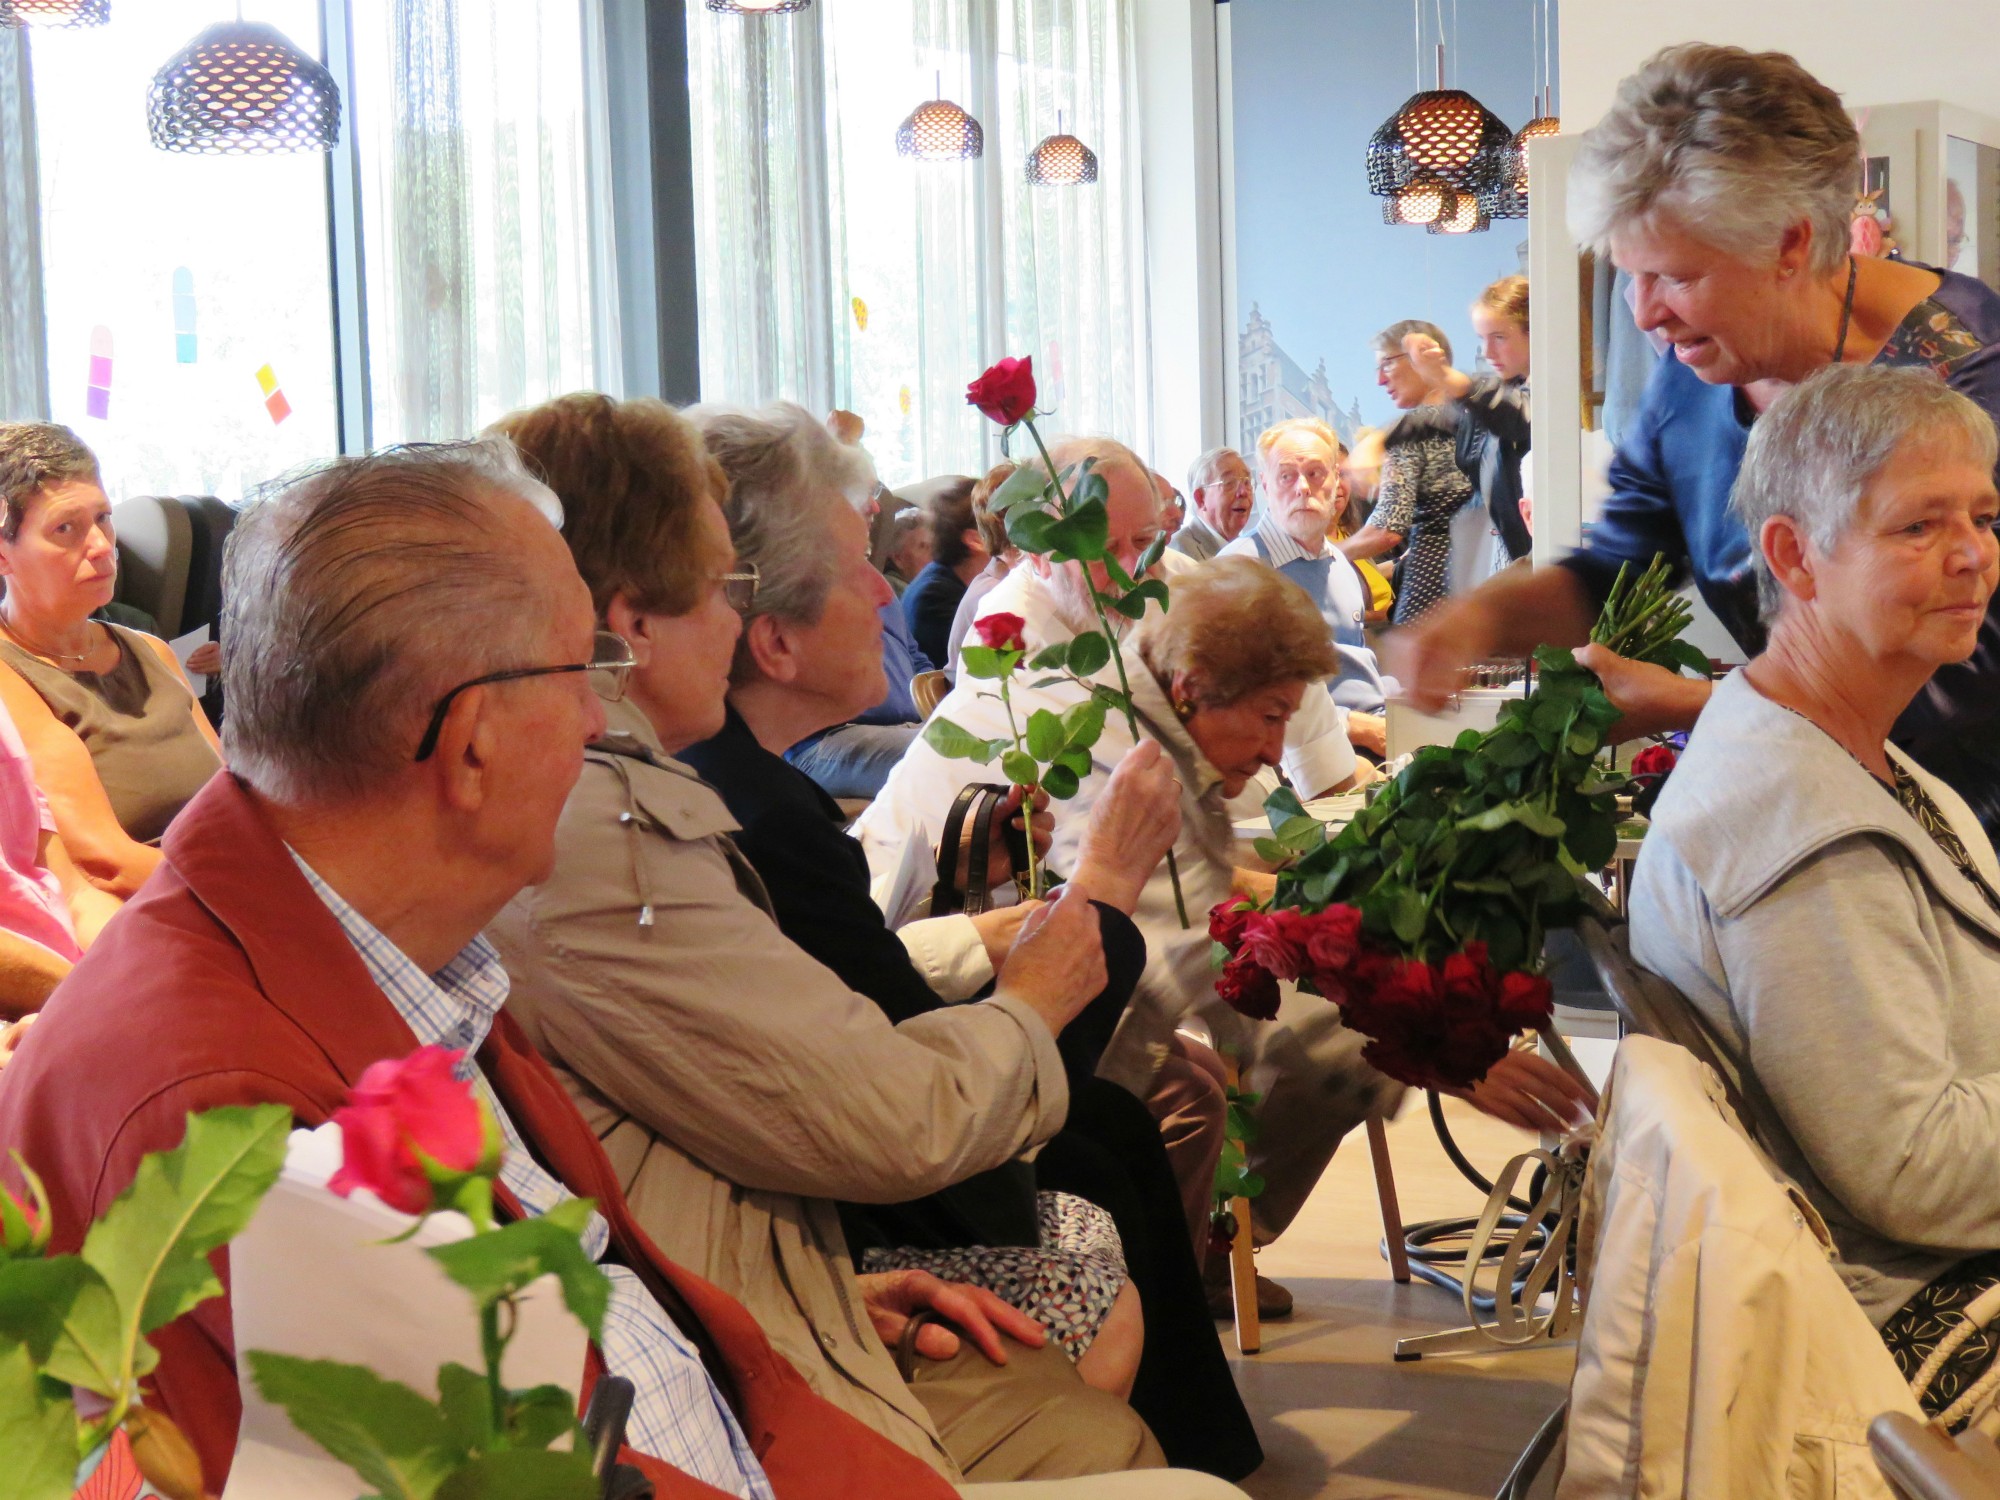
xmin=861 ymin=1191 xmax=1128 ymax=1361
xmin=1372 ymin=407 xmax=1476 ymax=624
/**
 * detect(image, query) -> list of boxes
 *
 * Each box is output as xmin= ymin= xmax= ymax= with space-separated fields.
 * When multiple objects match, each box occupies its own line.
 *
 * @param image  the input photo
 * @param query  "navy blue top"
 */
xmin=900 ymin=559 xmax=968 ymax=672
xmin=1559 ymin=266 xmax=2000 ymax=837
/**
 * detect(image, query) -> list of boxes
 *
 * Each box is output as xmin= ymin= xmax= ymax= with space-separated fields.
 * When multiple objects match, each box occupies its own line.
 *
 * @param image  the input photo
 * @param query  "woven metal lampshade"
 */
xmin=1382 ymin=174 xmax=1459 ymax=227
xmin=1509 ymin=113 xmax=1561 ymax=191
xmin=1026 ymin=112 xmax=1097 ymax=186
xmin=148 ymin=20 xmax=339 ymax=155
xmin=1368 ymin=88 xmax=1513 ymax=197
xmin=1427 ymin=193 xmax=1489 ymax=235
xmin=704 ymin=0 xmax=813 ymax=12
xmin=896 ymin=79 xmax=982 ymax=162
xmin=1478 ymin=172 xmax=1529 ymax=220
xmin=0 ymin=0 xmax=108 ymax=26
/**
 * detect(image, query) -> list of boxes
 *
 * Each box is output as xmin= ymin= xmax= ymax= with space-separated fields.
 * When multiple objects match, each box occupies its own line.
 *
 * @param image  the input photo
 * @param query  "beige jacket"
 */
xmin=1561 ymin=1037 xmax=1920 ymax=1499
xmin=488 ymin=700 xmax=1071 ymax=1478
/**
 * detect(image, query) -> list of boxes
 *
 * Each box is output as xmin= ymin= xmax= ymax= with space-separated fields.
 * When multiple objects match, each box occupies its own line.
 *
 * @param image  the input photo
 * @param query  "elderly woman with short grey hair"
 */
xmin=1393 ymin=41 xmax=2000 ymax=842
xmin=1632 ymin=364 xmax=2000 ymax=1415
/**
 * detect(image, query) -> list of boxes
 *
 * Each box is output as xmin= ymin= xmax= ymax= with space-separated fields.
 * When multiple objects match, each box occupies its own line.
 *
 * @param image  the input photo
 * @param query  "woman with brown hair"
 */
xmin=943 ymin=461 xmax=1020 ymax=680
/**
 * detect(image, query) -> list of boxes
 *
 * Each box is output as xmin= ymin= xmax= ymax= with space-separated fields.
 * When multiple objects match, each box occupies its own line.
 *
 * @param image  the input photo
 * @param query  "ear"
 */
xmin=1026 ymin=551 xmax=1056 ymax=581
xmin=962 ymin=527 xmax=987 ymax=558
xmin=1775 ymin=221 xmax=1815 ymax=280
xmin=1760 ymin=514 xmax=1819 ymax=605
xmin=605 ymin=594 xmax=651 ymax=667
xmin=1168 ymin=668 xmax=1200 ymax=715
xmin=428 ymin=684 xmax=496 ymax=815
xmin=741 ymin=611 xmax=802 ymax=686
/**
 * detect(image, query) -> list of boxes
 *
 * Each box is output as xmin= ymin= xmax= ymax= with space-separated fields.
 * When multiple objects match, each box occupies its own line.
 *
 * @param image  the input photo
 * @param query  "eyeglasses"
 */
xmin=1374 ymin=353 xmax=1410 ymax=376
xmin=719 ymin=562 xmax=760 ymax=613
xmin=413 ymin=629 xmax=636 ymax=762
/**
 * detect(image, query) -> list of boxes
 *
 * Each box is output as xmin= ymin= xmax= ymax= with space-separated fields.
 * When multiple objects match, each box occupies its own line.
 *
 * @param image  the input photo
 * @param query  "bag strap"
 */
xmin=932 ymin=782 xmax=1008 ymax=917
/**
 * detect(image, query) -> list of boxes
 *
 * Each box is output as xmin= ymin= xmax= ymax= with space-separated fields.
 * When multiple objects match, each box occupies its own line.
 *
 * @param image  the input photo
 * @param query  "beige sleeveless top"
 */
xmin=0 ymin=624 xmax=221 ymax=844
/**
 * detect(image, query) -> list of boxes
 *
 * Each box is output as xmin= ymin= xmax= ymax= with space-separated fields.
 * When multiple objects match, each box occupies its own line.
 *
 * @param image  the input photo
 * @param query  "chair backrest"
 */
xmin=112 ymin=495 xmax=194 ymax=637
xmin=176 ymin=495 xmax=236 ymax=637
xmin=910 ymin=669 xmax=948 ymax=719
xmin=1575 ymin=911 xmax=1744 ymax=1116
xmin=1871 ymin=1412 xmax=2000 ymax=1500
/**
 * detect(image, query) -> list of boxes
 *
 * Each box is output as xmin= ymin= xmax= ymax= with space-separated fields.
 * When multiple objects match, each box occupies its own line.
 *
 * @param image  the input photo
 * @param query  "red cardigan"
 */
xmin=0 ymin=772 xmax=954 ymax=1499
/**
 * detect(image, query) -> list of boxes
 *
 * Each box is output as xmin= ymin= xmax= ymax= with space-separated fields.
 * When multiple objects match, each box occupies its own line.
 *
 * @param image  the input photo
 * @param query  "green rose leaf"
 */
xmin=504 ymin=1383 xmax=581 ymax=1452
xmin=247 ymin=1351 xmax=463 ymax=1500
xmin=1006 ymin=506 xmax=1064 ymax=555
xmin=1027 ymin=640 xmax=1071 ymax=672
xmin=1135 ymin=532 xmax=1169 ymax=577
xmin=1072 ymin=468 xmax=1109 ymax=511
xmin=426 ymin=1218 xmax=611 ymax=1343
xmin=1040 ymin=763 xmax=1081 ymax=800
xmin=988 ymin=464 xmax=1052 ymax=515
xmin=0 ymin=1257 xmax=92 ymax=1366
xmin=1098 ymin=552 xmax=1136 ymax=593
xmin=1000 ymin=749 xmax=1041 ymax=786
xmin=0 ymin=1341 xmax=76 ymax=1500
xmin=1087 ymin=684 xmax=1131 ymax=718
xmin=1263 ymin=786 xmax=1308 ymax=827
xmin=1251 ymin=837 xmax=1292 ymax=866
xmin=1458 ymin=800 xmax=1566 ymax=839
xmin=957 ymin=645 xmax=1013 ymax=681
xmin=435 ymin=1362 xmax=496 ymax=1454
xmin=1109 ymin=578 xmax=1169 ymax=620
xmin=1064 ymin=632 xmax=1111 ymax=678
xmin=1048 ymin=498 xmax=1109 ymax=562
xmin=1024 ymin=708 xmax=1065 ymax=760
xmin=1388 ymin=887 xmax=1428 ymax=945
xmin=923 ymin=716 xmax=1005 ymax=764
xmin=1059 ymin=697 xmax=1106 ymax=748
xmin=1052 ymin=748 xmax=1093 ymax=779
xmin=50 ymin=1104 xmax=290 ymax=1401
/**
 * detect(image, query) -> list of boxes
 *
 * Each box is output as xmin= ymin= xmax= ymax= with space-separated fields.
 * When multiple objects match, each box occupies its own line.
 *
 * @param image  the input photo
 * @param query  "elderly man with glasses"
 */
xmin=1168 ymin=448 xmax=1254 ymax=563
xmin=0 ymin=442 xmax=987 ymax=1500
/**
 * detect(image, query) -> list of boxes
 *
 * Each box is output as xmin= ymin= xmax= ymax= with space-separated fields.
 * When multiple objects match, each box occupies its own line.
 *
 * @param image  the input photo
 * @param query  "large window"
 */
xmin=26 ymin=0 xmax=338 ymax=502
xmin=689 ymin=0 xmax=1141 ymax=487
xmin=3 ymin=0 xmax=617 ymax=496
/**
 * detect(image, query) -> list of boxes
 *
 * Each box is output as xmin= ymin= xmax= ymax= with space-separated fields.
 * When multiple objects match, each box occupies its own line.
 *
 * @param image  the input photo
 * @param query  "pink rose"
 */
xmin=973 ymin=612 xmax=1029 ymax=653
xmin=966 ymin=357 xmax=1038 ymax=426
xmin=329 ymin=1046 xmax=495 ymax=1216
xmin=1238 ymin=909 xmax=1314 ymax=982
xmin=1215 ymin=955 xmax=1281 ymax=1021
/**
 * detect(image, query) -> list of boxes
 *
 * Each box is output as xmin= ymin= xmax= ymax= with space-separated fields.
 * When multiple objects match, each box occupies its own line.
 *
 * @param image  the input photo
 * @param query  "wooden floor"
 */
xmin=1225 ymin=1090 xmax=1579 ymax=1499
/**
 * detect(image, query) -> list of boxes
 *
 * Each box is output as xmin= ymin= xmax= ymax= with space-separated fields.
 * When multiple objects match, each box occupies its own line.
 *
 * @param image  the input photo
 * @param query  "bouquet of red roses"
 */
xmin=1208 ymin=556 xmax=1705 ymax=1091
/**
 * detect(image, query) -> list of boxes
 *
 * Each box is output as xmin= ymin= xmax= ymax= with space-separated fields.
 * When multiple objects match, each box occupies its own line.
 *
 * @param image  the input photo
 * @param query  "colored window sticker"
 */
xmin=86 ymin=325 xmax=112 ymax=420
xmin=172 ymin=267 xmax=197 ymax=364
xmin=255 ymin=363 xmax=291 ymax=425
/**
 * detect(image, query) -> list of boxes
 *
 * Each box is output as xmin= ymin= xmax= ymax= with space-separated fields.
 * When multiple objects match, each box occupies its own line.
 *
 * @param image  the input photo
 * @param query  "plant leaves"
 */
xmin=1064 ymin=632 xmax=1111 ymax=677
xmin=0 ymin=1340 xmax=75 ymax=1500
xmin=1059 ymin=697 xmax=1106 ymax=749
xmin=504 ymin=1383 xmax=579 ymax=1452
xmin=435 ymin=1362 xmax=496 ymax=1455
xmin=988 ymin=464 xmax=1052 ymax=515
xmin=1024 ymin=709 xmax=1065 ymax=760
xmin=1109 ymin=578 xmax=1169 ymax=620
xmin=1052 ymin=748 xmax=1093 ymax=779
xmin=1000 ymin=749 xmax=1040 ymax=786
xmin=958 ymin=645 xmax=1014 ymax=681
xmin=1135 ymin=531 xmax=1169 ymax=577
xmin=1006 ymin=506 xmax=1063 ymax=555
xmin=55 ymin=1104 xmax=290 ymax=1401
xmin=247 ymin=1351 xmax=463 ymax=1500
xmin=426 ymin=1219 xmax=611 ymax=1342
xmin=0 ymin=1257 xmax=91 ymax=1366
xmin=922 ymin=716 xmax=1006 ymax=763
xmin=1027 ymin=640 xmax=1071 ymax=672
xmin=1263 ymin=786 xmax=1308 ymax=827
xmin=1047 ymin=498 xmax=1109 ymax=561
xmin=1040 ymin=763 xmax=1081 ymax=800
xmin=1072 ymin=469 xmax=1110 ymax=511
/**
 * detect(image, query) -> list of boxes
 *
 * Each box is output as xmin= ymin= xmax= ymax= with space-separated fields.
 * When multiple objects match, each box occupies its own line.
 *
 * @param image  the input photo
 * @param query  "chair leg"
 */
xmin=1366 ymin=1113 xmax=1411 ymax=1284
xmin=1221 ymin=1054 xmax=1260 ymax=1355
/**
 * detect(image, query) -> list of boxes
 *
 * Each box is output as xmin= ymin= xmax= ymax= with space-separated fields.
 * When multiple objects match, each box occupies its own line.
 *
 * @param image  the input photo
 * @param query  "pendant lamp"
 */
xmin=1367 ymin=43 xmax=1512 ymax=200
xmin=896 ymin=73 xmax=982 ymax=162
xmin=0 ymin=0 xmax=108 ymax=26
xmin=1026 ymin=111 xmax=1097 ymax=186
xmin=1427 ymin=193 xmax=1489 ymax=235
xmin=148 ymin=18 xmax=340 ymax=154
xmin=705 ymin=0 xmax=813 ymax=12
xmin=1484 ymin=3 xmax=1556 ymax=217
xmin=1382 ymin=174 xmax=1459 ymax=227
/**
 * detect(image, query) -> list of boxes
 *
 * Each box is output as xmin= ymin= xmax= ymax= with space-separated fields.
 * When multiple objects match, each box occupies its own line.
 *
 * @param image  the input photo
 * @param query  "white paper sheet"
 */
xmin=223 ymin=1124 xmax=589 ymax=1499
xmin=168 ymin=624 xmax=210 ymax=695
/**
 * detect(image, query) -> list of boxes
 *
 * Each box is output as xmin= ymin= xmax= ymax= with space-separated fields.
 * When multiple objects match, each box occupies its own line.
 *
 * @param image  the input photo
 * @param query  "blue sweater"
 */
xmin=1560 ymin=267 xmax=2000 ymax=837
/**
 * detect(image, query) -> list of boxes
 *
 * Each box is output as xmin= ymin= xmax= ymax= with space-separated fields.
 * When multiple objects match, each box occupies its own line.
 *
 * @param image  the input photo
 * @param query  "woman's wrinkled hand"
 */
xmin=968 ymin=901 xmax=1038 ymax=972
xmin=996 ymin=882 xmax=1107 ymax=1034
xmin=984 ymin=783 xmax=1052 ymax=892
xmin=1571 ymin=643 xmax=1714 ymax=741
xmin=1066 ymin=740 xmax=1183 ymax=914
xmin=856 ymin=1267 xmax=1048 ymax=1365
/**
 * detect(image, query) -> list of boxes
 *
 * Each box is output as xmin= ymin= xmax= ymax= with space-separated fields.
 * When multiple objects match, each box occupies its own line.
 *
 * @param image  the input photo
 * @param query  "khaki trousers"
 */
xmin=905 ymin=1337 xmax=1166 ymax=1481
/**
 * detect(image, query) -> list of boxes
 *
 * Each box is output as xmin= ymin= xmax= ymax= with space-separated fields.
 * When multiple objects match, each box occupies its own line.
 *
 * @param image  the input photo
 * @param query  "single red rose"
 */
xmin=973 ymin=611 xmax=1029 ymax=653
xmin=1208 ymin=899 xmax=1257 ymax=952
xmin=1439 ymin=948 xmax=1497 ymax=1012
xmin=966 ymin=357 xmax=1038 ymax=426
xmin=1372 ymin=956 xmax=1440 ymax=1013
xmin=1301 ymin=904 xmax=1363 ymax=975
xmin=1496 ymin=969 xmax=1555 ymax=1029
xmin=1238 ymin=908 xmax=1315 ymax=982
xmin=1631 ymin=744 xmax=1678 ymax=779
xmin=1215 ymin=954 xmax=1281 ymax=1021
xmin=329 ymin=1045 xmax=492 ymax=1216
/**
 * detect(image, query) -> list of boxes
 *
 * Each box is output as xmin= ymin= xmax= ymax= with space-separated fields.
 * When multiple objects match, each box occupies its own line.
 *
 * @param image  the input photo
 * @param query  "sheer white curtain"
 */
xmin=351 ymin=0 xmax=613 ymax=444
xmin=694 ymin=0 xmax=1142 ymax=486
xmin=0 ymin=28 xmax=48 ymax=421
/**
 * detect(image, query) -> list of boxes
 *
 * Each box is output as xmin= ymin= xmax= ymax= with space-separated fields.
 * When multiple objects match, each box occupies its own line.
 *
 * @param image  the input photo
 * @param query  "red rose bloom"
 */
xmin=1301 ymin=904 xmax=1363 ymax=975
xmin=966 ymin=356 xmax=1038 ymax=426
xmin=1208 ymin=899 xmax=1257 ymax=952
xmin=1631 ymin=744 xmax=1678 ymax=779
xmin=1238 ymin=908 xmax=1314 ymax=982
xmin=329 ymin=1045 xmax=494 ymax=1216
xmin=973 ymin=611 xmax=1029 ymax=653
xmin=1438 ymin=946 xmax=1497 ymax=1013
xmin=1215 ymin=954 xmax=1281 ymax=1021
xmin=1496 ymin=969 xmax=1555 ymax=1029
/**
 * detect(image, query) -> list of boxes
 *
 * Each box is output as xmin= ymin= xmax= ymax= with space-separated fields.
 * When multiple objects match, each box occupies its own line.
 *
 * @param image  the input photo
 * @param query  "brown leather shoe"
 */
xmin=1205 ymin=1266 xmax=1294 ymax=1320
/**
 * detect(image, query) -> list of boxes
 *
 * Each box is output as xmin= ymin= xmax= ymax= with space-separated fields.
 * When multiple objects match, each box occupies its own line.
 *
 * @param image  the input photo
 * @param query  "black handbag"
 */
xmin=930 ymin=781 xmax=1028 ymax=916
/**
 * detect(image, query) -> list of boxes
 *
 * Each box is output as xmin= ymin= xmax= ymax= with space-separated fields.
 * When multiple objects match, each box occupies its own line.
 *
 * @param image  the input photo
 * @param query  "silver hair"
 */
xmin=1731 ymin=364 xmax=1998 ymax=622
xmin=689 ymin=403 xmax=878 ymax=650
xmin=221 ymin=438 xmax=568 ymax=803
xmin=1372 ymin=319 xmax=1451 ymax=364
xmin=1187 ymin=446 xmax=1242 ymax=496
xmin=0 ymin=423 xmax=101 ymax=542
xmin=1569 ymin=43 xmax=1857 ymax=277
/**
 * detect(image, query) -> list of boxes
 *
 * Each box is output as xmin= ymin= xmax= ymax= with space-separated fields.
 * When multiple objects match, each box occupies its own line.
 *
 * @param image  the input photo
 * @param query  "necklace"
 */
xmin=1832 ymin=254 xmax=1858 ymax=364
xmin=1 ymin=617 xmax=99 ymax=667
